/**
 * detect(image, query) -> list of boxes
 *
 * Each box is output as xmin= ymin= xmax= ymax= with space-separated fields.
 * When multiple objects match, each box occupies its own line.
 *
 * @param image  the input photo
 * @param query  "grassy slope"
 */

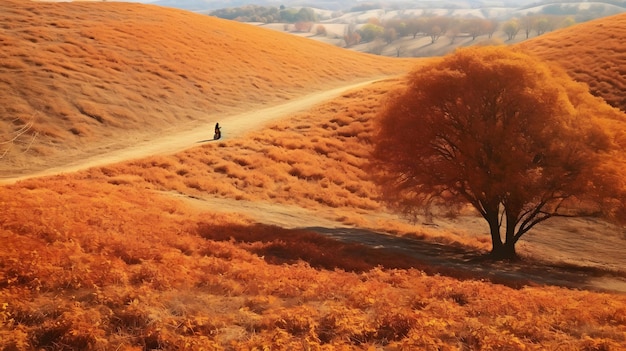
xmin=2 ymin=1 xmax=626 ymax=350
xmin=0 ymin=0 xmax=414 ymax=174
xmin=2 ymin=80 xmax=626 ymax=350
xmin=517 ymin=12 xmax=626 ymax=112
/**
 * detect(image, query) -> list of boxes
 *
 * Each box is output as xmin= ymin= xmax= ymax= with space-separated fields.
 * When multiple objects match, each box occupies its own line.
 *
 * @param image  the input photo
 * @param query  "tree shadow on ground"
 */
xmin=196 ymin=222 xmax=419 ymax=273
xmin=306 ymin=226 xmax=626 ymax=293
xmin=196 ymin=222 xmax=626 ymax=293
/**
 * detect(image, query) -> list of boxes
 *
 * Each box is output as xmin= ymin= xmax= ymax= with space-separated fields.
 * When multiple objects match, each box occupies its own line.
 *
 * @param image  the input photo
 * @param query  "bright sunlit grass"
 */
xmin=3 ymin=74 xmax=626 ymax=349
xmin=2 ymin=0 xmax=626 ymax=349
xmin=517 ymin=13 xmax=626 ymax=113
xmin=0 ymin=0 xmax=415 ymax=174
xmin=2 ymin=176 xmax=626 ymax=350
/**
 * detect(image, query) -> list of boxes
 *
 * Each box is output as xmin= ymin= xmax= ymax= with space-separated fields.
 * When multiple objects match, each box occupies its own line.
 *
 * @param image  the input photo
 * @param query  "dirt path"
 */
xmin=1 ymin=78 xmax=381 ymax=184
xmin=5 ymin=78 xmax=626 ymax=293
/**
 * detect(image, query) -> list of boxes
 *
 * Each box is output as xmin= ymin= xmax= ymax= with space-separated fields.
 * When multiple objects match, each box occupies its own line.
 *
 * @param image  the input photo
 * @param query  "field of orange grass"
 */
xmin=72 ymin=78 xmax=490 ymax=249
xmin=0 ymin=0 xmax=416 ymax=175
xmin=3 ymin=176 xmax=626 ymax=350
xmin=3 ymin=0 xmax=626 ymax=349
xmin=3 ymin=76 xmax=626 ymax=349
xmin=71 ymin=72 xmax=626 ymax=247
xmin=516 ymin=12 xmax=626 ymax=113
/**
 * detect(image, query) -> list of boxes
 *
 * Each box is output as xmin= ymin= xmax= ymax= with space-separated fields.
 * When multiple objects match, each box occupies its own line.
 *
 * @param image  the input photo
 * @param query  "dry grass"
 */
xmin=84 ymin=80 xmax=398 ymax=211
xmin=2 ymin=0 xmax=626 ymax=350
xmin=74 ymin=78 xmax=474 ymax=246
xmin=2 ymin=177 xmax=626 ymax=350
xmin=2 ymin=75 xmax=625 ymax=349
xmin=517 ymin=12 xmax=626 ymax=112
xmin=0 ymin=0 xmax=415 ymax=174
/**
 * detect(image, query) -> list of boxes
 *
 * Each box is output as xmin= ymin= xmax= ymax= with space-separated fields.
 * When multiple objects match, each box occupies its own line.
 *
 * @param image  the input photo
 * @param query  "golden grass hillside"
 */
xmin=517 ymin=12 xmax=626 ymax=112
xmin=3 ymin=2 xmax=626 ymax=350
xmin=2 ymin=78 xmax=626 ymax=350
xmin=76 ymin=78 xmax=489 ymax=246
xmin=0 ymin=0 xmax=415 ymax=175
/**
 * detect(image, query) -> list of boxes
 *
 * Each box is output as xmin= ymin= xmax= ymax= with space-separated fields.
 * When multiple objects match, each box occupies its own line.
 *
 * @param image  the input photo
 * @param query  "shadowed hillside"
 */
xmin=517 ymin=12 xmax=626 ymax=112
xmin=0 ymin=0 xmax=414 ymax=175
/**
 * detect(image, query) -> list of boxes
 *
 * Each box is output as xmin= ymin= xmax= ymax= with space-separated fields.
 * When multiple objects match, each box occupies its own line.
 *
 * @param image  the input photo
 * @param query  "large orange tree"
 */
xmin=371 ymin=46 xmax=625 ymax=259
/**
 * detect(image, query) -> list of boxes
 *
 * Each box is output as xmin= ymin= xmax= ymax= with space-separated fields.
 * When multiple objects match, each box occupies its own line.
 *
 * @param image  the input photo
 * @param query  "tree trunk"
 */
xmin=486 ymin=215 xmax=504 ymax=254
xmin=490 ymin=240 xmax=517 ymax=260
xmin=486 ymin=214 xmax=518 ymax=260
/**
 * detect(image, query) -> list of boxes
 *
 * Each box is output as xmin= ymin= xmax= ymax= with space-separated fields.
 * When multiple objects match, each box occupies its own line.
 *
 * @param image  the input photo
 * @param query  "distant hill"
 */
xmin=517 ymin=12 xmax=626 ymax=112
xmin=3 ymin=0 xmax=626 ymax=177
xmin=194 ymin=0 xmax=625 ymax=21
xmin=220 ymin=1 xmax=624 ymax=60
xmin=0 ymin=0 xmax=414 ymax=175
xmin=149 ymin=0 xmax=540 ymax=12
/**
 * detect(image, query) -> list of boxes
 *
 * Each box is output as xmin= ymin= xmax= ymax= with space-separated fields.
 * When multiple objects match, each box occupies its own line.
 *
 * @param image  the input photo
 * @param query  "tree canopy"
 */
xmin=370 ymin=46 xmax=626 ymax=259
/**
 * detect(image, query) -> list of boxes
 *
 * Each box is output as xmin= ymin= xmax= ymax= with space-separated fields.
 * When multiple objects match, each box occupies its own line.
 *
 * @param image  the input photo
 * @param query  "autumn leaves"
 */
xmin=370 ymin=47 xmax=626 ymax=259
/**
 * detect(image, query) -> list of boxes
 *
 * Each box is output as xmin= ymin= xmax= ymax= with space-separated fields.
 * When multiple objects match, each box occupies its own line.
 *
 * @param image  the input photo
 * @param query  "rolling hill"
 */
xmin=517 ymin=12 xmax=626 ymax=112
xmin=149 ymin=0 xmax=540 ymax=13
xmin=1 ymin=0 xmax=626 ymax=350
xmin=0 ymin=0 xmax=415 ymax=176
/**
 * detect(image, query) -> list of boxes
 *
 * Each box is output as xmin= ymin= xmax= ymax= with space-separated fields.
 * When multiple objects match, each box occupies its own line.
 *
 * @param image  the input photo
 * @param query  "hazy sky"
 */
xmin=122 ymin=0 xmax=544 ymax=10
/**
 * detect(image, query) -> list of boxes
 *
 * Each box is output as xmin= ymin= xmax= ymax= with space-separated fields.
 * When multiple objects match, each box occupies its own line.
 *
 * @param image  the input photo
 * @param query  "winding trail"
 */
xmin=4 ymin=78 xmax=626 ymax=293
xmin=1 ymin=78 xmax=381 ymax=184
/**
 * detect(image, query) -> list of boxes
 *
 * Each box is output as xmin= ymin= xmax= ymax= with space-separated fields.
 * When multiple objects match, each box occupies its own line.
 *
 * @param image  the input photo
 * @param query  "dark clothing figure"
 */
xmin=214 ymin=123 xmax=221 ymax=140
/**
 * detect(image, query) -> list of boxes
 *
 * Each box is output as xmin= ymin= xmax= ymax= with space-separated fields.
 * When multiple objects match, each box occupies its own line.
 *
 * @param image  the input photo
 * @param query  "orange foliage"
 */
xmin=197 ymin=222 xmax=419 ymax=272
xmin=69 ymin=78 xmax=483 ymax=250
xmin=2 ymin=170 xmax=625 ymax=345
xmin=370 ymin=46 xmax=626 ymax=259
xmin=2 ymin=2 xmax=626 ymax=349
xmin=2 ymin=73 xmax=626 ymax=349
xmin=1 ymin=175 xmax=625 ymax=350
xmin=76 ymin=80 xmax=401 ymax=220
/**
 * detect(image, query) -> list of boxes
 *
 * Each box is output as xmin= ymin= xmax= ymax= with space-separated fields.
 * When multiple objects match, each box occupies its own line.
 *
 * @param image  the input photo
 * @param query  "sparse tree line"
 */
xmin=504 ymin=14 xmax=581 ymax=40
xmin=210 ymin=6 xmax=584 ymax=49
xmin=210 ymin=5 xmax=316 ymax=24
xmin=209 ymin=3 xmax=625 ymax=46
xmin=209 ymin=0 xmax=626 ymax=24
xmin=341 ymin=14 xmax=576 ymax=48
